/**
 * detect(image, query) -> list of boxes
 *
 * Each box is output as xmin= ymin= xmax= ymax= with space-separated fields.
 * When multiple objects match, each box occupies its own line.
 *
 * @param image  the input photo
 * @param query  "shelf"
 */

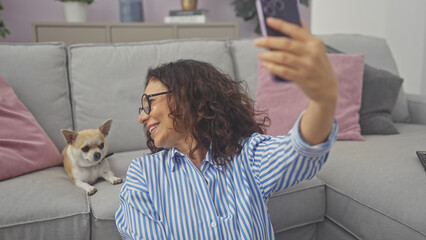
xmin=32 ymin=22 xmax=238 ymax=45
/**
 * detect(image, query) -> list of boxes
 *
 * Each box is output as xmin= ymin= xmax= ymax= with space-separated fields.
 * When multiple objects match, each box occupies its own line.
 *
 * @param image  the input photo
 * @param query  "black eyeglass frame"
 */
xmin=139 ymin=90 xmax=172 ymax=115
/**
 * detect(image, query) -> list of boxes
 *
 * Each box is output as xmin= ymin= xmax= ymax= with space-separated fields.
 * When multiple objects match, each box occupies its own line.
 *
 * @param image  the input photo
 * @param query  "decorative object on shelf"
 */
xmin=231 ymin=0 xmax=309 ymax=34
xmin=165 ymin=8 xmax=208 ymax=24
xmin=169 ymin=9 xmax=207 ymax=16
xmin=119 ymin=0 xmax=144 ymax=22
xmin=57 ymin=0 xmax=94 ymax=23
xmin=181 ymin=0 xmax=197 ymax=10
xmin=0 ymin=1 xmax=10 ymax=38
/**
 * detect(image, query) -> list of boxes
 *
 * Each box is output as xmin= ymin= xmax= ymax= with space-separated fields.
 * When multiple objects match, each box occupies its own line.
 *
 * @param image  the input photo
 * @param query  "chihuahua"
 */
xmin=60 ymin=119 xmax=122 ymax=195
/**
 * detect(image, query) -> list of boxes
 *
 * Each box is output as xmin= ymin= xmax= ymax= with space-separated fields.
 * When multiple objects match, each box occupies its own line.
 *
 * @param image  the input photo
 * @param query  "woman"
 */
xmin=115 ymin=18 xmax=338 ymax=239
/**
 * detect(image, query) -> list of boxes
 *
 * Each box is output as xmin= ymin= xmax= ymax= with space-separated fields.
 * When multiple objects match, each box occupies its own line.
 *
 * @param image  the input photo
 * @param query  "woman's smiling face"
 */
xmin=138 ymin=79 xmax=188 ymax=151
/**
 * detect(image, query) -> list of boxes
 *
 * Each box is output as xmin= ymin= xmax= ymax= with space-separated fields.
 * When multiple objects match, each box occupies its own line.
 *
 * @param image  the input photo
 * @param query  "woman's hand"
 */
xmin=254 ymin=17 xmax=338 ymax=145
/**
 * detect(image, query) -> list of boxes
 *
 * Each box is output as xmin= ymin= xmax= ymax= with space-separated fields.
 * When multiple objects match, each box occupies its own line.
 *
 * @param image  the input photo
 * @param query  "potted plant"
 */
xmin=232 ymin=0 xmax=309 ymax=34
xmin=0 ymin=1 xmax=10 ymax=38
xmin=57 ymin=0 xmax=94 ymax=22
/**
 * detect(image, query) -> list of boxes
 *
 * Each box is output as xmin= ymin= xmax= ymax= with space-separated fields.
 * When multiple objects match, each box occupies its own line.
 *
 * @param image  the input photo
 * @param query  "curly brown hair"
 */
xmin=145 ymin=59 xmax=270 ymax=165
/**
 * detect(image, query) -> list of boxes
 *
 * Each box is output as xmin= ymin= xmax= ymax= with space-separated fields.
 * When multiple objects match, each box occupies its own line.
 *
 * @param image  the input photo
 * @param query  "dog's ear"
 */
xmin=61 ymin=129 xmax=78 ymax=145
xmin=98 ymin=118 xmax=112 ymax=137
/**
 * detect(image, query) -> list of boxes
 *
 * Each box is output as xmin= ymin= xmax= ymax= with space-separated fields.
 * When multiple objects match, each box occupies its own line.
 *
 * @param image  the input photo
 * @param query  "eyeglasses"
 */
xmin=139 ymin=90 xmax=172 ymax=115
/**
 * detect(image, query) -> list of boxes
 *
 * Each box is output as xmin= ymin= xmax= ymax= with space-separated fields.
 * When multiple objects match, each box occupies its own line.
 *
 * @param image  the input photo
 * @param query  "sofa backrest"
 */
xmin=0 ymin=43 xmax=73 ymax=151
xmin=230 ymin=35 xmax=410 ymax=124
xmin=318 ymin=34 xmax=410 ymax=123
xmin=68 ymin=39 xmax=235 ymax=153
xmin=318 ymin=34 xmax=399 ymax=75
xmin=228 ymin=38 xmax=264 ymax=100
xmin=0 ymin=34 xmax=409 ymax=154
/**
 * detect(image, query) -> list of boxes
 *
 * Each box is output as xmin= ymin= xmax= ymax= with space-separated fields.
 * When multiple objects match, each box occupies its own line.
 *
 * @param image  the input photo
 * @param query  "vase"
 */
xmin=63 ymin=2 xmax=88 ymax=23
xmin=120 ymin=0 xmax=144 ymax=22
xmin=181 ymin=0 xmax=197 ymax=10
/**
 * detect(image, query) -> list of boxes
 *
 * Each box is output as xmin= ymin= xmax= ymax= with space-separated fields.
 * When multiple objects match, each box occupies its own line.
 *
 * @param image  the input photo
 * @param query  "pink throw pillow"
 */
xmin=0 ymin=75 xmax=62 ymax=180
xmin=256 ymin=54 xmax=365 ymax=141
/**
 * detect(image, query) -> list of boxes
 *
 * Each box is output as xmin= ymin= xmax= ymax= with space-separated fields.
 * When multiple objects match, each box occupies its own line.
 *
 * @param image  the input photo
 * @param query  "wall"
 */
xmin=0 ymin=0 xmax=311 ymax=43
xmin=2 ymin=1 xmax=424 ymax=95
xmin=423 ymin=19 xmax=426 ymax=94
xmin=311 ymin=0 xmax=426 ymax=95
xmin=385 ymin=0 xmax=426 ymax=96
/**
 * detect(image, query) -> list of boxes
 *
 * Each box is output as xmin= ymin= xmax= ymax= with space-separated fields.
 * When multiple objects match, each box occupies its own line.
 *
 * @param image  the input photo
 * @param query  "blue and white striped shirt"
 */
xmin=115 ymin=117 xmax=338 ymax=239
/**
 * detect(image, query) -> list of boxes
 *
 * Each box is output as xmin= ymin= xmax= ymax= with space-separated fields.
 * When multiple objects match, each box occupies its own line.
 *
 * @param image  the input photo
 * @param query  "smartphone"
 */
xmin=256 ymin=0 xmax=302 ymax=82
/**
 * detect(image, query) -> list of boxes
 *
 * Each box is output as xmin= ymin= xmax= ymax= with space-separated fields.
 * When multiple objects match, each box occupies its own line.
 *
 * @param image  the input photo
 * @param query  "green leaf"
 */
xmin=232 ymin=0 xmax=257 ymax=22
xmin=255 ymin=23 xmax=261 ymax=35
xmin=299 ymin=0 xmax=309 ymax=7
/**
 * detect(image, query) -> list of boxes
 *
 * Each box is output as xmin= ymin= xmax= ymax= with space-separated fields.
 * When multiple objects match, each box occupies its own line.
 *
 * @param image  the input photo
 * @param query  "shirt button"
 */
xmin=211 ymin=221 xmax=217 ymax=228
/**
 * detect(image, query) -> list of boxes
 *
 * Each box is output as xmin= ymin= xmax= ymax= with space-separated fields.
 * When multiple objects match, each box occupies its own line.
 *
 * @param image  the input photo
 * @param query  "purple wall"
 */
xmin=0 ymin=0 xmax=310 ymax=42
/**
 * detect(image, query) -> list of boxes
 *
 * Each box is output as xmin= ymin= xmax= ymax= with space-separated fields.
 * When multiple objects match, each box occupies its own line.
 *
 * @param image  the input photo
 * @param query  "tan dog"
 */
xmin=60 ymin=119 xmax=122 ymax=195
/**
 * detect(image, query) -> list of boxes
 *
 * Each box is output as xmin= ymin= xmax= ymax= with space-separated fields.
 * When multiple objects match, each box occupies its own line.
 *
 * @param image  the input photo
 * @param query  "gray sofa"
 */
xmin=1 ymin=35 xmax=425 ymax=240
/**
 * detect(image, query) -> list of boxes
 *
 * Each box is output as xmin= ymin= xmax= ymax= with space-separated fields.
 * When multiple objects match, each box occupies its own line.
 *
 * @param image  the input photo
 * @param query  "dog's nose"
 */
xmin=94 ymin=152 xmax=101 ymax=160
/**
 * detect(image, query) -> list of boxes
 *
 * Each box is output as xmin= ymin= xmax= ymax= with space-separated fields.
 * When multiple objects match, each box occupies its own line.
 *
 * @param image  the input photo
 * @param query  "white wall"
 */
xmin=423 ymin=18 xmax=426 ymax=93
xmin=311 ymin=0 xmax=426 ymax=95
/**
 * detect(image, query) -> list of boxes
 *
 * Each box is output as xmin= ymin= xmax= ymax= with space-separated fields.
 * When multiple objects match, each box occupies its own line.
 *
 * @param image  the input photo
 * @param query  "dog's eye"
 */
xmin=99 ymin=143 xmax=104 ymax=149
xmin=82 ymin=146 xmax=90 ymax=152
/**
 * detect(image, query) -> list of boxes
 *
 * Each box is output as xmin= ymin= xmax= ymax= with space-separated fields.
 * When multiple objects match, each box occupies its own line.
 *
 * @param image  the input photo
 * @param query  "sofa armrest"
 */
xmin=406 ymin=94 xmax=426 ymax=125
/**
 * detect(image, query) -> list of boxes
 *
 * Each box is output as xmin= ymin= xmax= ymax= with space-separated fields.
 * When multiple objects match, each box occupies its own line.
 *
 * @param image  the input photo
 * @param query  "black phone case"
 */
xmin=256 ymin=0 xmax=301 ymax=82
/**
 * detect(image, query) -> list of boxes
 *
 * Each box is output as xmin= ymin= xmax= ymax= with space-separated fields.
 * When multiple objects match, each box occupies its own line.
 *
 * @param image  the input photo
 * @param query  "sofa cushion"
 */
xmin=0 ymin=42 xmax=73 ymax=151
xmin=317 ymin=218 xmax=358 ymax=240
xmin=0 ymin=75 xmax=62 ymax=180
xmin=274 ymin=223 xmax=317 ymax=240
xmin=267 ymin=177 xmax=326 ymax=234
xmin=317 ymin=123 xmax=426 ymax=239
xmin=256 ymin=54 xmax=365 ymax=140
xmin=319 ymin=34 xmax=410 ymax=123
xmin=68 ymin=39 xmax=235 ymax=153
xmin=229 ymin=36 xmax=410 ymax=124
xmin=359 ymin=65 xmax=403 ymax=134
xmin=89 ymin=149 xmax=149 ymax=240
xmin=407 ymin=94 xmax=426 ymax=125
xmin=0 ymin=167 xmax=90 ymax=239
xmin=326 ymin=45 xmax=403 ymax=135
xmin=228 ymin=38 xmax=264 ymax=100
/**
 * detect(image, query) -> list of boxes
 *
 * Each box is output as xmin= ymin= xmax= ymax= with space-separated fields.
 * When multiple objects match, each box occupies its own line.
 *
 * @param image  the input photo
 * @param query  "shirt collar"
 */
xmin=203 ymin=150 xmax=224 ymax=171
xmin=167 ymin=147 xmax=224 ymax=172
xmin=167 ymin=148 xmax=182 ymax=172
